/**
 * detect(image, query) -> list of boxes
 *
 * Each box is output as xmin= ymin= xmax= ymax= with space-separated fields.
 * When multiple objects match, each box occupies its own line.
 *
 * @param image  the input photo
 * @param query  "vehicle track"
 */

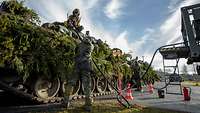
xmin=0 ymin=91 xmax=117 ymax=113
xmin=0 ymin=77 xmax=120 ymax=113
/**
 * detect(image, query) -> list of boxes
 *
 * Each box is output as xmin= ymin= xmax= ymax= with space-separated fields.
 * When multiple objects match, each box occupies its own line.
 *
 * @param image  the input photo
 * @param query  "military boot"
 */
xmin=84 ymin=97 xmax=92 ymax=112
xmin=62 ymin=85 xmax=74 ymax=108
xmin=84 ymin=105 xmax=92 ymax=112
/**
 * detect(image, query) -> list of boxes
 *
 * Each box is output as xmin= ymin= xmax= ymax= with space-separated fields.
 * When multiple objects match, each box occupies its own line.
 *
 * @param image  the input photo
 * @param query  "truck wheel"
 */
xmin=96 ymin=76 xmax=107 ymax=93
xmin=34 ymin=77 xmax=60 ymax=100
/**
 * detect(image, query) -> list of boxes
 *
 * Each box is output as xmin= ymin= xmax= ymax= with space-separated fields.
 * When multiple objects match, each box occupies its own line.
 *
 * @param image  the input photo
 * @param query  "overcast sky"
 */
xmin=10 ymin=0 xmax=200 ymax=73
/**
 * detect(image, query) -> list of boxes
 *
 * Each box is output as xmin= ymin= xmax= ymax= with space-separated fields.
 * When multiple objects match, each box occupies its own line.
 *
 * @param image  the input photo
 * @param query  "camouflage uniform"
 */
xmin=63 ymin=37 xmax=94 ymax=111
xmin=64 ymin=8 xmax=83 ymax=32
xmin=130 ymin=57 xmax=141 ymax=91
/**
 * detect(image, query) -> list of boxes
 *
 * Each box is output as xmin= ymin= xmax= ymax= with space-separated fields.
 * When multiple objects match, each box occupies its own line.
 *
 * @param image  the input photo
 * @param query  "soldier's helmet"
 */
xmin=73 ymin=8 xmax=80 ymax=16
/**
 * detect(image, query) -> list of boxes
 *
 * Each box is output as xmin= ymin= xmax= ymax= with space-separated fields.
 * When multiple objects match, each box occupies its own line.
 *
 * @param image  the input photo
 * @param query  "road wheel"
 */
xmin=107 ymin=78 xmax=117 ymax=92
xmin=34 ymin=77 xmax=60 ymax=100
xmin=96 ymin=76 xmax=107 ymax=93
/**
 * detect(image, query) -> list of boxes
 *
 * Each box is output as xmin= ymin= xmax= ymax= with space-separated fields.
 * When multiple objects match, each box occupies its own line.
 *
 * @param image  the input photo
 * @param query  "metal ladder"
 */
xmin=163 ymin=57 xmax=183 ymax=95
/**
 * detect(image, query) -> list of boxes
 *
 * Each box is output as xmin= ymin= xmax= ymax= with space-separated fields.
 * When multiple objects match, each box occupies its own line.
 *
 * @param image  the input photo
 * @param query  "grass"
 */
xmin=29 ymin=100 xmax=182 ymax=113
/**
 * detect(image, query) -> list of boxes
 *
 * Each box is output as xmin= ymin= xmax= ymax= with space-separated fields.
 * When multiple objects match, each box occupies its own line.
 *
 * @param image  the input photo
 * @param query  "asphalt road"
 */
xmin=128 ymin=82 xmax=200 ymax=113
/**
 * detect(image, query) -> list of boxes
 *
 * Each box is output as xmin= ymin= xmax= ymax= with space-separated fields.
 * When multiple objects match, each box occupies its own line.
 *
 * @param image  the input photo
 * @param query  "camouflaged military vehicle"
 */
xmin=0 ymin=0 xmax=135 ymax=103
xmin=0 ymin=1 xmax=160 ymax=104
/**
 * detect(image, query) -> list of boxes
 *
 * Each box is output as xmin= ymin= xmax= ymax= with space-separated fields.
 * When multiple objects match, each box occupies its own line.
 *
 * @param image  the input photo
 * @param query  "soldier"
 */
xmin=85 ymin=31 xmax=90 ymax=37
xmin=64 ymin=8 xmax=84 ymax=32
xmin=130 ymin=56 xmax=141 ymax=91
xmin=63 ymin=37 xmax=94 ymax=112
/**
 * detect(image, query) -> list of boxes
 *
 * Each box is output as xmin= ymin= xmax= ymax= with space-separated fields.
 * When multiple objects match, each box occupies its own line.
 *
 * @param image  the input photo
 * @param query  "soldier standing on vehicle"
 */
xmin=131 ymin=56 xmax=142 ymax=91
xmin=64 ymin=8 xmax=84 ymax=32
xmin=63 ymin=36 xmax=94 ymax=112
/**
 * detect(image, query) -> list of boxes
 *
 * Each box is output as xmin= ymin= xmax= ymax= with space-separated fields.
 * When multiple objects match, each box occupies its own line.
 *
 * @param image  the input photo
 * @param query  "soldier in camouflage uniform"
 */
xmin=130 ymin=56 xmax=141 ymax=91
xmin=64 ymin=8 xmax=83 ymax=32
xmin=63 ymin=36 xmax=94 ymax=112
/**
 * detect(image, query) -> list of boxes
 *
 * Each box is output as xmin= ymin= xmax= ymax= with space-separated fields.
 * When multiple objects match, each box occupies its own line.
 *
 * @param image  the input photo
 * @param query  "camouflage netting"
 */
xmin=0 ymin=0 xmax=159 ymax=83
xmin=0 ymin=0 xmax=77 ymax=81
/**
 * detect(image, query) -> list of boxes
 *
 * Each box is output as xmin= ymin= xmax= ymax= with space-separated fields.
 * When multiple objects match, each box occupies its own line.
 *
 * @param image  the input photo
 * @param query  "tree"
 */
xmin=140 ymin=62 xmax=160 ymax=84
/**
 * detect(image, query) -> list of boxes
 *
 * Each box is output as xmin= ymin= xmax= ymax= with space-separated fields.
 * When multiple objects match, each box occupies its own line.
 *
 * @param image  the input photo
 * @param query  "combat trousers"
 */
xmin=63 ymin=69 xmax=92 ymax=107
xmin=134 ymin=72 xmax=141 ymax=90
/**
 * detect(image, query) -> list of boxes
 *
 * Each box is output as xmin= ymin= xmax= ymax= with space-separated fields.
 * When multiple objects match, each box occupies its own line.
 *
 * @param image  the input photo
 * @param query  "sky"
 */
xmin=3 ymin=0 xmax=200 ymax=73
